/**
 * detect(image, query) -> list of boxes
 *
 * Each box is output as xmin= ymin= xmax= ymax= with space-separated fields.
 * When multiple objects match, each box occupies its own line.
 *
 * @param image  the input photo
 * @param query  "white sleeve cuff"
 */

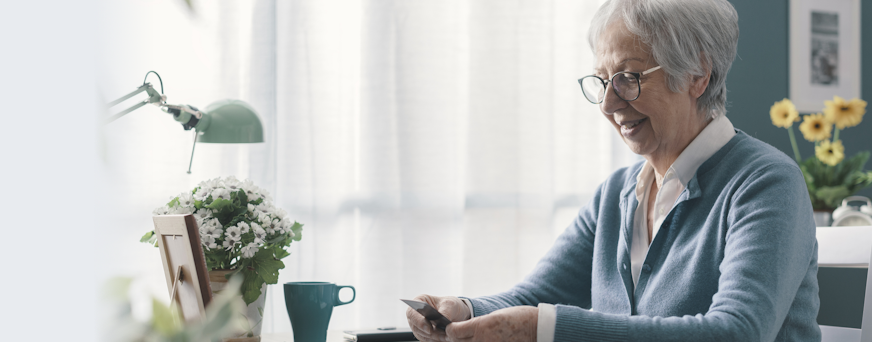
xmin=460 ymin=298 xmax=475 ymax=318
xmin=537 ymin=303 xmax=556 ymax=342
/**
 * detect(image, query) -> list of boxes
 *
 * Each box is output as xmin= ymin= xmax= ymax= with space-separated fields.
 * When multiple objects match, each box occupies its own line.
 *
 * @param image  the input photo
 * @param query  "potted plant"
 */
xmin=770 ymin=96 xmax=872 ymax=225
xmin=141 ymin=176 xmax=303 ymax=341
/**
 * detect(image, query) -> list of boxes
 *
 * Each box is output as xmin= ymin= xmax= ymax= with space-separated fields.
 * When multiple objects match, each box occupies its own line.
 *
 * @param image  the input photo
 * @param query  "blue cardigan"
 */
xmin=467 ymin=131 xmax=821 ymax=341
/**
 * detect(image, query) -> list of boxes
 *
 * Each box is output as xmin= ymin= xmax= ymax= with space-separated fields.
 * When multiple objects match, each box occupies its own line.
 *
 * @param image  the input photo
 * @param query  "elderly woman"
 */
xmin=406 ymin=0 xmax=820 ymax=341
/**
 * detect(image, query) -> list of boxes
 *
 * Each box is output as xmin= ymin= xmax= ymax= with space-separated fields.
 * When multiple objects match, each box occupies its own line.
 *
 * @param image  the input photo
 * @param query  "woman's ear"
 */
xmin=690 ymin=54 xmax=712 ymax=99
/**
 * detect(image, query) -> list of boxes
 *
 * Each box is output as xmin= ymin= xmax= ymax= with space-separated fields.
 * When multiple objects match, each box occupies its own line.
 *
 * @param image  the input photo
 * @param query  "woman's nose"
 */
xmin=600 ymin=82 xmax=627 ymax=115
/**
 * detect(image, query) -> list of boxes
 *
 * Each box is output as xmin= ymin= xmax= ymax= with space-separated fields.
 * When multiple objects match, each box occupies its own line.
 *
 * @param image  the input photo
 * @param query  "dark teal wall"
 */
xmin=727 ymin=0 xmax=872 ymax=198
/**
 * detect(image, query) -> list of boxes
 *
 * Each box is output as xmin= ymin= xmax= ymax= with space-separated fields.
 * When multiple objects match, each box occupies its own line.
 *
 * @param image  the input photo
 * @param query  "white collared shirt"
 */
xmin=536 ymin=115 xmax=736 ymax=342
xmin=630 ymin=115 xmax=735 ymax=286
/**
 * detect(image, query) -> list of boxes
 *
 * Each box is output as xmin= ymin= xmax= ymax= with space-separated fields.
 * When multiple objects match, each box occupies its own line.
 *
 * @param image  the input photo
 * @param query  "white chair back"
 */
xmin=817 ymin=226 xmax=872 ymax=342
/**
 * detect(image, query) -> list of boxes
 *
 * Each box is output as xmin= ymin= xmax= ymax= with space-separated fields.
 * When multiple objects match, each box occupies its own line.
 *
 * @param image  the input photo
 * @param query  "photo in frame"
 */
xmin=789 ymin=0 xmax=861 ymax=113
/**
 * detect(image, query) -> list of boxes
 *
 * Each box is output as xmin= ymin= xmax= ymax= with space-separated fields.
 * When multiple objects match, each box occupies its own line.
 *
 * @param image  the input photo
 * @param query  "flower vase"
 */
xmin=210 ymin=270 xmax=268 ymax=342
xmin=813 ymin=210 xmax=833 ymax=227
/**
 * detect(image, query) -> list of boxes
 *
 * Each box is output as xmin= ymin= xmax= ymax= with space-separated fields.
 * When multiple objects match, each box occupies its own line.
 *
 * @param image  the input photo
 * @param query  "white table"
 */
xmin=261 ymin=331 xmax=343 ymax=342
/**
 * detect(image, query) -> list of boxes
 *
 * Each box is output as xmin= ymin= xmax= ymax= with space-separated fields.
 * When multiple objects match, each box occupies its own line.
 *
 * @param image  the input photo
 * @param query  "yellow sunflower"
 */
xmin=815 ymin=139 xmax=845 ymax=166
xmin=798 ymin=113 xmax=832 ymax=142
xmin=770 ymin=98 xmax=800 ymax=128
xmin=823 ymin=96 xmax=866 ymax=129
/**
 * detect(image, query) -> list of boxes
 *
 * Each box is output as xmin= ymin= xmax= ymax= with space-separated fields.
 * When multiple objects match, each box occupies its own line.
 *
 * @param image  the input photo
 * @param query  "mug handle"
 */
xmin=334 ymin=285 xmax=356 ymax=306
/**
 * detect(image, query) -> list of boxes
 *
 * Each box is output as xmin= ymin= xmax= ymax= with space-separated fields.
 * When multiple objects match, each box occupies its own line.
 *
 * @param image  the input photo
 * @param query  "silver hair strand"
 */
xmin=589 ymin=0 xmax=739 ymax=119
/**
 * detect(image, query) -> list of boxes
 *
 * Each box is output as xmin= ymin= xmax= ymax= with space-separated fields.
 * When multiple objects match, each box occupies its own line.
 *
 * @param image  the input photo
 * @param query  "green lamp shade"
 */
xmin=196 ymin=99 xmax=264 ymax=143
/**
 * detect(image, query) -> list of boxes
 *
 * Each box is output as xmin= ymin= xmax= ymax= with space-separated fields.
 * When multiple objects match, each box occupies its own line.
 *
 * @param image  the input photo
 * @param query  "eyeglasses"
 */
xmin=578 ymin=65 xmax=662 ymax=104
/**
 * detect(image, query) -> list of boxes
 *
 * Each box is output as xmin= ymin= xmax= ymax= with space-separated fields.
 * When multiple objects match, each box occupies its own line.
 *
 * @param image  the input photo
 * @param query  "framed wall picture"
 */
xmin=790 ymin=0 xmax=861 ymax=113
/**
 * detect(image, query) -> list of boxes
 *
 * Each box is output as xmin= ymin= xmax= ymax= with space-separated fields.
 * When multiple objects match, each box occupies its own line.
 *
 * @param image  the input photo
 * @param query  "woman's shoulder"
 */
xmin=698 ymin=129 xmax=801 ymax=177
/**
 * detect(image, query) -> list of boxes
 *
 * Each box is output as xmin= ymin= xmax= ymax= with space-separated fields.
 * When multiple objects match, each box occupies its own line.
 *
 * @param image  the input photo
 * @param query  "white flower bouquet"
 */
xmin=141 ymin=176 xmax=303 ymax=304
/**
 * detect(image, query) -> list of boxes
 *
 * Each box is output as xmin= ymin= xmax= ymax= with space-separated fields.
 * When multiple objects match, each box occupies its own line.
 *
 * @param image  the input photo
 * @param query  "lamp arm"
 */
xmin=108 ymin=83 xmax=150 ymax=106
xmin=105 ymin=83 xmax=166 ymax=123
xmin=106 ymin=100 xmax=150 ymax=123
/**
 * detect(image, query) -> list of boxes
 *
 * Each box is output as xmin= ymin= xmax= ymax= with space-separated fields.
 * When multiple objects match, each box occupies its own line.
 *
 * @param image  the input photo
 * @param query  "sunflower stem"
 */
xmin=833 ymin=127 xmax=840 ymax=142
xmin=787 ymin=126 xmax=802 ymax=163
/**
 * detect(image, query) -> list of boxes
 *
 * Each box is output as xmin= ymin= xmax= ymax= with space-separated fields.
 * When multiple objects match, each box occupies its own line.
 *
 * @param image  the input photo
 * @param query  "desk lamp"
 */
xmin=107 ymin=71 xmax=264 ymax=173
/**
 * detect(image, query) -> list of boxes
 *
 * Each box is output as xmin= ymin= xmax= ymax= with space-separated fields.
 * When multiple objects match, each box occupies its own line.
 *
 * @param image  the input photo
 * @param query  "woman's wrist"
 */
xmin=459 ymin=297 xmax=474 ymax=320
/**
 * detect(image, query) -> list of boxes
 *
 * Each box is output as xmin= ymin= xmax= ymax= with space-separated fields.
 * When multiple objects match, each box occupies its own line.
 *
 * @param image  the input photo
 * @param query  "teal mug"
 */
xmin=284 ymin=282 xmax=356 ymax=342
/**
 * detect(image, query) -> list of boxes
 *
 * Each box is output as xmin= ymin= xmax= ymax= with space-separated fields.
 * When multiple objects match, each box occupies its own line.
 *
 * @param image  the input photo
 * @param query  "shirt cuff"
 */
xmin=460 ymin=298 xmax=475 ymax=318
xmin=537 ymin=303 xmax=556 ymax=342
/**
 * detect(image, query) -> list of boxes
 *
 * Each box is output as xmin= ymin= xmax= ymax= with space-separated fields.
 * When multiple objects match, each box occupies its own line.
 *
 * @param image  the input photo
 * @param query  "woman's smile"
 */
xmin=617 ymin=117 xmax=648 ymax=137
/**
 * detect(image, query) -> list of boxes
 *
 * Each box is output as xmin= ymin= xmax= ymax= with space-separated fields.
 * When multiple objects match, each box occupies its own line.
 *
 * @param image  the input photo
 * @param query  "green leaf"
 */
xmin=266 ymin=235 xmax=286 ymax=245
xmin=226 ymin=213 xmax=250 ymax=228
xmin=231 ymin=190 xmax=249 ymax=209
xmin=241 ymin=268 xmax=264 ymax=305
xmin=832 ymin=152 xmax=869 ymax=186
xmin=272 ymin=247 xmax=290 ymax=260
xmin=251 ymin=198 xmax=264 ymax=205
xmin=151 ymin=299 xmax=180 ymax=336
xmin=140 ymin=230 xmax=160 ymax=247
xmin=254 ymin=249 xmax=285 ymax=284
xmin=800 ymin=166 xmax=815 ymax=188
xmin=206 ymin=198 xmax=235 ymax=225
xmin=206 ymin=197 xmax=233 ymax=211
xmin=140 ymin=231 xmax=154 ymax=243
xmin=862 ymin=171 xmax=872 ymax=186
xmin=198 ymin=295 xmax=240 ymax=337
xmin=195 ymin=275 xmax=248 ymax=340
xmin=167 ymin=196 xmax=180 ymax=208
xmin=800 ymin=151 xmax=872 ymax=210
xmin=815 ymin=185 xmax=851 ymax=209
xmin=291 ymin=222 xmax=303 ymax=242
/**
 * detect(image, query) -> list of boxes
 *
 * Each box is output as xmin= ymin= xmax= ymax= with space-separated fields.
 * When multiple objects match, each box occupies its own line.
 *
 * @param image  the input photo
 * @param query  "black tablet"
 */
xmin=342 ymin=327 xmax=417 ymax=342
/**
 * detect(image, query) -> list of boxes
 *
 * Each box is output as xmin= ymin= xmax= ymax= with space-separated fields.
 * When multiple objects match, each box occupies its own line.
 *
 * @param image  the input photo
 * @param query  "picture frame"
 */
xmin=789 ymin=0 xmax=861 ymax=113
xmin=153 ymin=214 xmax=213 ymax=323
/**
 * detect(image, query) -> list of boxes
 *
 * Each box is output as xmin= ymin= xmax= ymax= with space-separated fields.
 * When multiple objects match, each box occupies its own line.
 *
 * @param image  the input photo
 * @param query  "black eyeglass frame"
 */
xmin=578 ymin=65 xmax=662 ymax=104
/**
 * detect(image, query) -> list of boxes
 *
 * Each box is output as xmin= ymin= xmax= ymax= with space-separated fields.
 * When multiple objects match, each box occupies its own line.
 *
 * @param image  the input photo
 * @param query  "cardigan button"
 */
xmin=642 ymin=264 xmax=652 ymax=272
xmin=623 ymin=263 xmax=628 ymax=270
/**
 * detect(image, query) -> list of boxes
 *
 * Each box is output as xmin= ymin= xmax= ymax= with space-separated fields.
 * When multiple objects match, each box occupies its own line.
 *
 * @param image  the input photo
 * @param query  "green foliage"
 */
xmin=151 ymin=299 xmax=179 ymax=336
xmin=290 ymin=222 xmax=303 ymax=241
xmin=141 ymin=177 xmax=304 ymax=306
xmin=103 ymin=275 xmax=247 ymax=342
xmin=254 ymin=249 xmax=284 ymax=284
xmin=801 ymin=151 xmax=872 ymax=210
xmin=272 ymin=246 xmax=291 ymax=260
xmin=141 ymin=231 xmax=159 ymax=247
xmin=167 ymin=197 xmax=180 ymax=208
xmin=206 ymin=198 xmax=233 ymax=224
xmin=240 ymin=267 xmax=262 ymax=305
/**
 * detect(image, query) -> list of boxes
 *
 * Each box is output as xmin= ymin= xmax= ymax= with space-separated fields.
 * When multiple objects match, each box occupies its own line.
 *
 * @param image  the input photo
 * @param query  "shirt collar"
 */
xmin=634 ymin=115 xmax=736 ymax=198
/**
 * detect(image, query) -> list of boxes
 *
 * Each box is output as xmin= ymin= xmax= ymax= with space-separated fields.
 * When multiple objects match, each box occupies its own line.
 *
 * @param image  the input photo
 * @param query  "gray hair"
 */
xmin=589 ymin=0 xmax=739 ymax=119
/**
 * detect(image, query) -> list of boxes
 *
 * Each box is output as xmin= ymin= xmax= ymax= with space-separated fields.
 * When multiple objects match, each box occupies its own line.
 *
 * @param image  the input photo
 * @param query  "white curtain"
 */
xmin=99 ymin=0 xmax=636 ymax=334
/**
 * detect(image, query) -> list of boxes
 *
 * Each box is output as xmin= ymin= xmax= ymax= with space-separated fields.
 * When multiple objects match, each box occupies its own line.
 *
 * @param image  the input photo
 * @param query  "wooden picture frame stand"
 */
xmin=153 ymin=214 xmax=213 ymax=323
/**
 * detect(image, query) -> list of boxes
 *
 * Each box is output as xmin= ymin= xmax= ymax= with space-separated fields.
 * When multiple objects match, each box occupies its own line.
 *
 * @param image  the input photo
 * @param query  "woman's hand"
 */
xmin=406 ymin=294 xmax=472 ymax=342
xmin=445 ymin=306 xmax=538 ymax=342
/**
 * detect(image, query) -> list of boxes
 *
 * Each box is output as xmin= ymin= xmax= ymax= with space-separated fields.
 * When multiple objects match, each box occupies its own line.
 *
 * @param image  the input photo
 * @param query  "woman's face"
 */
xmin=595 ymin=21 xmax=709 ymax=167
